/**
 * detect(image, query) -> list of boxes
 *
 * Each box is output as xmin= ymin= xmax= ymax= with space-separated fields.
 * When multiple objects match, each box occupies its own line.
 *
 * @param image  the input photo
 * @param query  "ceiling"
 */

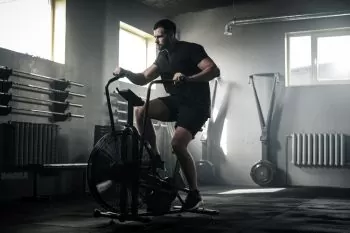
xmin=136 ymin=0 xmax=350 ymax=17
xmin=137 ymin=0 xmax=235 ymax=16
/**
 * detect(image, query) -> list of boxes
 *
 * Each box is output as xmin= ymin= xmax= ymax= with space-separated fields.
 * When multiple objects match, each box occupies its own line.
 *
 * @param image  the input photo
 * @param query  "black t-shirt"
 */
xmin=154 ymin=41 xmax=211 ymax=115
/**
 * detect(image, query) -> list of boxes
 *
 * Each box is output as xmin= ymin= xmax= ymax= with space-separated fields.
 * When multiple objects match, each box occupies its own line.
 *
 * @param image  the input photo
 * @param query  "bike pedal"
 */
xmin=158 ymin=161 xmax=165 ymax=170
xmin=154 ymin=159 xmax=165 ymax=170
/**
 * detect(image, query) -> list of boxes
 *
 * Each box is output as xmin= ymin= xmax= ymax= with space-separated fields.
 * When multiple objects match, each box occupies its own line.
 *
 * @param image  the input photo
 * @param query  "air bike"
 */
xmin=87 ymin=75 xmax=219 ymax=223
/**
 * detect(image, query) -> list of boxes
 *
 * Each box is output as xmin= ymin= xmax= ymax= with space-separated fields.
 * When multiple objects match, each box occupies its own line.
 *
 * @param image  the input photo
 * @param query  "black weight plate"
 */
xmin=250 ymin=160 xmax=275 ymax=187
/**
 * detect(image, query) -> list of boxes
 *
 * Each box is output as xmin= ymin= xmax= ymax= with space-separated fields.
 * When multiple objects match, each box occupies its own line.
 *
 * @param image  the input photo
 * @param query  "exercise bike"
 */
xmin=87 ymin=75 xmax=219 ymax=223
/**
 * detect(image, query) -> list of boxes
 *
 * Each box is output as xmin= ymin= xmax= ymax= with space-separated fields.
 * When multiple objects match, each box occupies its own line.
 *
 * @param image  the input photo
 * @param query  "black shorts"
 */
xmin=158 ymin=95 xmax=209 ymax=137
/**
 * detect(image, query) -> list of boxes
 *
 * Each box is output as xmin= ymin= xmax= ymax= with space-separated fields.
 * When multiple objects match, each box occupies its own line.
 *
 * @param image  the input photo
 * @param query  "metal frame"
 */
xmin=96 ymin=76 xmax=219 ymax=222
xmin=249 ymin=73 xmax=280 ymax=161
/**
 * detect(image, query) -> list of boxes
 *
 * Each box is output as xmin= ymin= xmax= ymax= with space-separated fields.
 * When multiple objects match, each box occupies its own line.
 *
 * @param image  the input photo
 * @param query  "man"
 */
xmin=113 ymin=19 xmax=220 ymax=210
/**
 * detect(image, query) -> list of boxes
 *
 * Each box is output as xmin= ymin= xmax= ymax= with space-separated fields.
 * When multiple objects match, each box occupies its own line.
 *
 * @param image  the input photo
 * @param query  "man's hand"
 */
xmin=112 ymin=67 xmax=148 ymax=85
xmin=113 ymin=67 xmax=124 ymax=77
xmin=173 ymin=72 xmax=188 ymax=85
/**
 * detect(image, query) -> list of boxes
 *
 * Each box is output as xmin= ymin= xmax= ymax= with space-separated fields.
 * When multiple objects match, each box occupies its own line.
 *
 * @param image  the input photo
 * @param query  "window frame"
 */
xmin=0 ymin=0 xmax=65 ymax=64
xmin=52 ymin=0 xmax=66 ymax=64
xmin=118 ymin=21 xmax=157 ymax=89
xmin=285 ymin=27 xmax=350 ymax=87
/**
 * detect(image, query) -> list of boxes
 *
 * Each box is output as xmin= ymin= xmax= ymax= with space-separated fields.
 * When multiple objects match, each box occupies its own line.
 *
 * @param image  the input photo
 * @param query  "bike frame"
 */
xmin=95 ymin=76 xmax=219 ymax=221
xmin=139 ymin=79 xmax=176 ymax=164
xmin=105 ymin=76 xmax=176 ymax=166
xmin=104 ymin=77 xmax=179 ymax=215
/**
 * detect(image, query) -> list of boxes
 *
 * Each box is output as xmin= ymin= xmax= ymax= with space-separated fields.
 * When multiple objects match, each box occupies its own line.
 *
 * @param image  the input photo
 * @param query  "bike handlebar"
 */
xmin=105 ymin=74 xmax=125 ymax=132
xmin=105 ymin=75 xmax=182 ymax=133
xmin=106 ymin=75 xmax=219 ymax=161
xmin=105 ymin=75 xmax=184 ymax=160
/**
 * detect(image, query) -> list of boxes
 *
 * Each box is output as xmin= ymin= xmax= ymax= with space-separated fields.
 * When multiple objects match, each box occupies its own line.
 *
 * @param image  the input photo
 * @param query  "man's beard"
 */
xmin=158 ymin=41 xmax=170 ymax=50
xmin=157 ymin=44 xmax=165 ymax=50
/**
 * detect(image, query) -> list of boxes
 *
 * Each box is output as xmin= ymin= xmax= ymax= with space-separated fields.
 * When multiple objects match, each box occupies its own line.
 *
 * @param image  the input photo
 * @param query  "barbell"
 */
xmin=0 ymin=91 xmax=82 ymax=108
xmin=0 ymin=104 xmax=85 ymax=119
xmin=0 ymin=80 xmax=86 ymax=98
xmin=0 ymin=65 xmax=84 ymax=87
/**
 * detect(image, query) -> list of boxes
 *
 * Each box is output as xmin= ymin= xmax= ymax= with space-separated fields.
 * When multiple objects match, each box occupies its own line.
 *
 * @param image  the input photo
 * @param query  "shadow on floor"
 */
xmin=1 ymin=186 xmax=350 ymax=233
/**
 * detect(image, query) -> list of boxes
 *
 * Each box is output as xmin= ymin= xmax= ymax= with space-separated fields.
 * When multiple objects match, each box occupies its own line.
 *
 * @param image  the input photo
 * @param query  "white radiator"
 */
xmin=291 ymin=133 xmax=346 ymax=167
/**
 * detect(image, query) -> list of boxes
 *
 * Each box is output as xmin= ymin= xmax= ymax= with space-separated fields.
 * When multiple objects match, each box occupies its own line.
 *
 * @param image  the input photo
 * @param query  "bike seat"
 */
xmin=116 ymin=88 xmax=144 ymax=107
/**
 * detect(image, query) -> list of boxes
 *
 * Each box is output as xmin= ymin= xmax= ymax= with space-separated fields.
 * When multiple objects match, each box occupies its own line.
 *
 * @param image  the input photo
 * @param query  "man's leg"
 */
xmin=172 ymin=126 xmax=204 ymax=210
xmin=135 ymin=98 xmax=171 ymax=154
xmin=172 ymin=105 xmax=209 ymax=210
xmin=171 ymin=127 xmax=198 ymax=191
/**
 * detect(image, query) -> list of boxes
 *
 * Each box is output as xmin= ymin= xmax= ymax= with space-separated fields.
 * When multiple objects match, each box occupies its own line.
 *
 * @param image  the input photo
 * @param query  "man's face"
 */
xmin=154 ymin=27 xmax=171 ymax=50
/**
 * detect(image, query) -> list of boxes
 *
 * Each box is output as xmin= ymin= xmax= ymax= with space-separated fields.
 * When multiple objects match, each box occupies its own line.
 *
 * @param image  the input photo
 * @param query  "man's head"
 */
xmin=153 ymin=19 xmax=177 ymax=50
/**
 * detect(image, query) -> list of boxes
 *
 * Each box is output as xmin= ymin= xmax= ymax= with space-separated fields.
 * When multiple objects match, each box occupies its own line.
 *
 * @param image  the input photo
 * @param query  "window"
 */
xmin=118 ymin=21 xmax=157 ymax=88
xmin=285 ymin=27 xmax=350 ymax=86
xmin=52 ymin=0 xmax=66 ymax=64
xmin=0 ymin=0 xmax=66 ymax=64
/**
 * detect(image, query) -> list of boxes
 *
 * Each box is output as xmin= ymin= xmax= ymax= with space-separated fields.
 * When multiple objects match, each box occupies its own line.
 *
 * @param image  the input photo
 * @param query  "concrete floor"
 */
xmin=1 ymin=186 xmax=350 ymax=233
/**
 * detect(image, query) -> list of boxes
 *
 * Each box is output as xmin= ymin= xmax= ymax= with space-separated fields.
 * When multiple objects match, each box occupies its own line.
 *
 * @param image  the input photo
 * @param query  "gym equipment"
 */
xmin=0 ymin=92 xmax=82 ymax=108
xmin=198 ymin=77 xmax=219 ymax=184
xmin=87 ymin=76 xmax=219 ymax=223
xmin=0 ymin=66 xmax=12 ymax=80
xmin=0 ymin=65 xmax=84 ymax=87
xmin=0 ymin=104 xmax=85 ymax=119
xmin=0 ymin=80 xmax=86 ymax=98
xmin=0 ymin=92 xmax=12 ymax=105
xmin=24 ymin=163 xmax=88 ymax=200
xmin=249 ymin=73 xmax=280 ymax=187
xmin=0 ymin=121 xmax=87 ymax=200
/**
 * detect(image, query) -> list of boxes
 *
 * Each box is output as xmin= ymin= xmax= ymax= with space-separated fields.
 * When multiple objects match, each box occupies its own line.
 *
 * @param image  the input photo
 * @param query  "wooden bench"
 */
xmin=23 ymin=163 xmax=88 ymax=200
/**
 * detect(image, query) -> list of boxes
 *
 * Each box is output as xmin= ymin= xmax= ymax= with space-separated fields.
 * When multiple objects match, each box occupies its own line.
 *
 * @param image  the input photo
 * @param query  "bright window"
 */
xmin=118 ymin=21 xmax=157 ymax=88
xmin=0 ymin=0 xmax=66 ymax=64
xmin=286 ymin=27 xmax=350 ymax=86
xmin=52 ymin=0 xmax=66 ymax=64
xmin=317 ymin=35 xmax=350 ymax=81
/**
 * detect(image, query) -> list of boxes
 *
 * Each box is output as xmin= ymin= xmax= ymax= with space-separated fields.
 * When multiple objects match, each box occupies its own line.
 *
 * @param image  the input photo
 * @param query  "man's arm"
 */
xmin=121 ymin=64 xmax=160 ymax=85
xmin=188 ymin=57 xmax=220 ymax=82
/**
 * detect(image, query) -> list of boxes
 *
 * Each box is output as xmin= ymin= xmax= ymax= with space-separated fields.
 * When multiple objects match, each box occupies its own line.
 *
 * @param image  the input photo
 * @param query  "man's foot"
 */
xmin=182 ymin=189 xmax=203 ymax=210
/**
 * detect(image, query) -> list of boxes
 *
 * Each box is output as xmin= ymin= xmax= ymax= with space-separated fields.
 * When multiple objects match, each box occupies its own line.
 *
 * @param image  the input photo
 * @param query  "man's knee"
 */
xmin=171 ymin=127 xmax=193 ymax=154
xmin=171 ymin=138 xmax=187 ymax=154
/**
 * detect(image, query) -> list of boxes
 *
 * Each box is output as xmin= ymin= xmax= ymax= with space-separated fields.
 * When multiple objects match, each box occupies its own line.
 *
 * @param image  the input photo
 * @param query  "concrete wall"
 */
xmin=0 ymin=0 xmax=164 ymax=200
xmin=174 ymin=0 xmax=350 ymax=187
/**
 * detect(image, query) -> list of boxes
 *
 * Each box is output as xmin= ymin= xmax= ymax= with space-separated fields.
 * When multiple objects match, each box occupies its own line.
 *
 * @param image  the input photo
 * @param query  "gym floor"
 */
xmin=1 ymin=186 xmax=350 ymax=233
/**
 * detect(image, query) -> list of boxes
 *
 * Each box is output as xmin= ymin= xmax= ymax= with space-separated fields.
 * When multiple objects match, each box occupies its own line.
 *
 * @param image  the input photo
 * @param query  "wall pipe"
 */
xmin=224 ymin=10 xmax=350 ymax=35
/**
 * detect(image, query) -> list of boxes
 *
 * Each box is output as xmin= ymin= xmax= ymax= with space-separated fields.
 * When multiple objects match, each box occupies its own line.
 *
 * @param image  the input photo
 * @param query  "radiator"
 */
xmin=2 ymin=121 xmax=59 ymax=170
xmin=291 ymin=133 xmax=346 ymax=167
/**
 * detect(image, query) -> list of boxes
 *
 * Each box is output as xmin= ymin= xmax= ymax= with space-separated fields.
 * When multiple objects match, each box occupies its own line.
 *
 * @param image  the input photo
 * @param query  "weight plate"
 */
xmin=250 ymin=160 xmax=276 ymax=187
